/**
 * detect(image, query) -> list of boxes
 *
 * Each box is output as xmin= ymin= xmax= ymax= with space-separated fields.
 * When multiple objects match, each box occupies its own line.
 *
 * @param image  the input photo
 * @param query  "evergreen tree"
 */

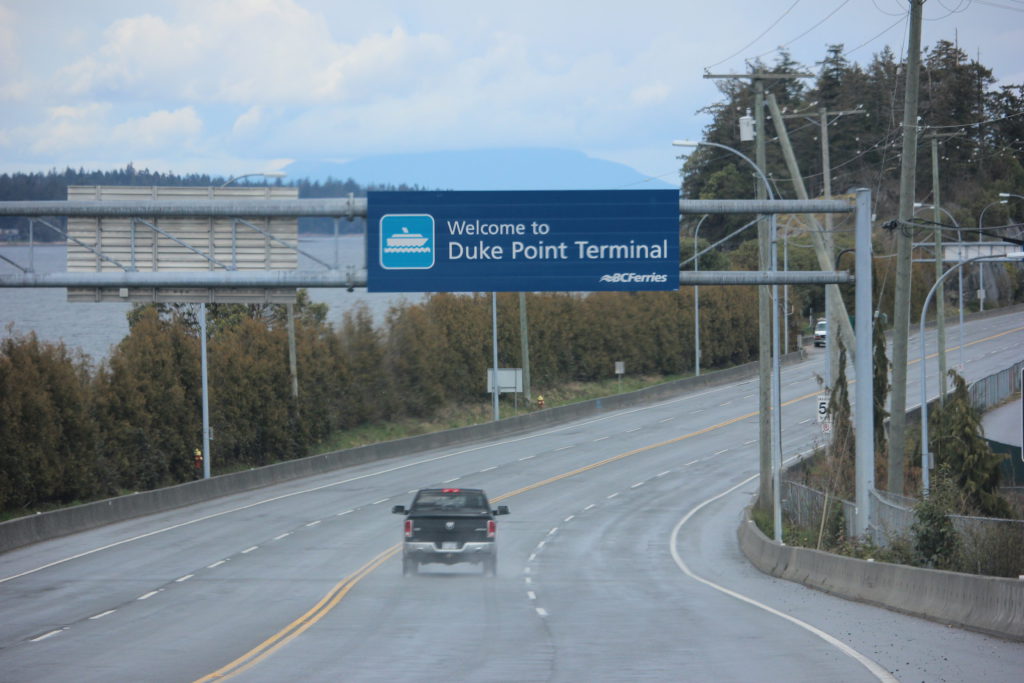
xmin=928 ymin=370 xmax=1012 ymax=518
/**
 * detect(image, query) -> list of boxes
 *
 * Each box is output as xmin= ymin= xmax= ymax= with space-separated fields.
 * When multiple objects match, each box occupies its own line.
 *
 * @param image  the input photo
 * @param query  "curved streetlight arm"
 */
xmin=913 ymin=202 xmax=960 ymax=228
xmin=919 ymin=252 xmax=1024 ymax=495
xmin=673 ymin=140 xmax=774 ymax=200
xmin=978 ymin=199 xmax=1008 ymax=229
xmin=221 ymin=171 xmax=287 ymax=187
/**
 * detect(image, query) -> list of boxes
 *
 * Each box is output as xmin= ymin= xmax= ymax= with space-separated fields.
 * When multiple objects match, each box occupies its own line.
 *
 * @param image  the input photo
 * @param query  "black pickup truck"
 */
xmin=392 ymin=488 xmax=510 ymax=576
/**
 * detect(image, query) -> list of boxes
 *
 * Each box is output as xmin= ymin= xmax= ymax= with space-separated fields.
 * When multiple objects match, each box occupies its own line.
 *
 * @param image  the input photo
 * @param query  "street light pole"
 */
xmin=914 ymin=202 xmax=964 ymax=382
xmin=977 ymin=199 xmax=1008 ymax=312
xmin=919 ymin=252 xmax=1024 ymax=494
xmin=674 ymin=140 xmax=783 ymax=543
xmin=693 ymin=214 xmax=709 ymax=377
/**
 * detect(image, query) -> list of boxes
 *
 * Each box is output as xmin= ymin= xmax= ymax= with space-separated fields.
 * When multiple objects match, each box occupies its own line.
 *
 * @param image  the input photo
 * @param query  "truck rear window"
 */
xmin=412 ymin=490 xmax=489 ymax=512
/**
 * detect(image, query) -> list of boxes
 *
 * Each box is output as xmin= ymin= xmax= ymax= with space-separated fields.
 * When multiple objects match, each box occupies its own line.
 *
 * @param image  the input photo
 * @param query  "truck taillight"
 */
xmin=487 ymin=520 xmax=496 ymax=538
xmin=404 ymin=520 xmax=413 ymax=538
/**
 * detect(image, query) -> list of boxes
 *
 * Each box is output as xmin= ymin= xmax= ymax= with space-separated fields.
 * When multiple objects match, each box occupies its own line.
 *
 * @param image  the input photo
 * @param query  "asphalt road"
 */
xmin=1 ymin=310 xmax=1022 ymax=682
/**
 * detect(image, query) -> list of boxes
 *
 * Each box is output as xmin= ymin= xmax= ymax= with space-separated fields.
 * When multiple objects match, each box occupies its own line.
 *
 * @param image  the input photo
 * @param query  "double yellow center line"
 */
xmin=197 ymin=324 xmax=1022 ymax=680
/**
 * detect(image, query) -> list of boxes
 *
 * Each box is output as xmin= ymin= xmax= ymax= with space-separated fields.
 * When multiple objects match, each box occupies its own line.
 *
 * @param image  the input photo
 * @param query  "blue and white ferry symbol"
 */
xmin=380 ymin=214 xmax=435 ymax=270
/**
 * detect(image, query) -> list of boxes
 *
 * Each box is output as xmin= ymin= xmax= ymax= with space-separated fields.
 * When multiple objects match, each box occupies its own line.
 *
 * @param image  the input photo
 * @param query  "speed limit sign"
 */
xmin=816 ymin=394 xmax=830 ymax=423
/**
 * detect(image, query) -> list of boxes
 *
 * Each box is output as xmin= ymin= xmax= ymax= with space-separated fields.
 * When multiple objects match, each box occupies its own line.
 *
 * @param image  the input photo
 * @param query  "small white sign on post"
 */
xmin=615 ymin=361 xmax=625 ymax=376
xmin=817 ymin=393 xmax=831 ymax=433
xmin=486 ymin=368 xmax=523 ymax=394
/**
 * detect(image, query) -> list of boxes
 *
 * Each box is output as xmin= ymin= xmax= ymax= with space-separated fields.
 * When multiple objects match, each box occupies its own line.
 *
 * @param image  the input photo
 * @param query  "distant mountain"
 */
xmin=282 ymin=148 xmax=674 ymax=191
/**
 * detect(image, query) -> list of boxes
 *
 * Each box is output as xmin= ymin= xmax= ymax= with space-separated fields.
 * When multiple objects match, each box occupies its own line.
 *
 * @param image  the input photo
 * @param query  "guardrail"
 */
xmin=0 ymin=350 xmax=804 ymax=554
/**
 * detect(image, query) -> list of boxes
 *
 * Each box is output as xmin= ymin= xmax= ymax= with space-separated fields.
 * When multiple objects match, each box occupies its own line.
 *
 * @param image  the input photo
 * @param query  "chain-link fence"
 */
xmin=779 ymin=362 xmax=1024 ymax=574
xmin=969 ymin=359 xmax=1023 ymax=411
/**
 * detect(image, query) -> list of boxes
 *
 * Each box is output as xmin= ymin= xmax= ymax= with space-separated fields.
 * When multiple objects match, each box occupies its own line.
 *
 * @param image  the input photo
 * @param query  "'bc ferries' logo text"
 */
xmin=599 ymin=272 xmax=668 ymax=284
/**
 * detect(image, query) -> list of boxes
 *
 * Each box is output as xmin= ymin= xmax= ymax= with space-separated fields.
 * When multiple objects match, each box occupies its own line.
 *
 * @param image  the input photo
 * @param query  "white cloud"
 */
xmin=61 ymin=14 xmax=203 ymax=96
xmin=232 ymin=105 xmax=264 ymax=137
xmin=4 ymin=0 xmax=1023 ymax=179
xmin=630 ymin=83 xmax=671 ymax=108
xmin=29 ymin=103 xmax=112 ymax=154
xmin=110 ymin=107 xmax=203 ymax=151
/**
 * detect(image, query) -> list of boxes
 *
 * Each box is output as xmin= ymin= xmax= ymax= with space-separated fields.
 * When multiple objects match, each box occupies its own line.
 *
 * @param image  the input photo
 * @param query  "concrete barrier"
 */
xmin=0 ymin=351 xmax=803 ymax=554
xmin=738 ymin=506 xmax=1024 ymax=641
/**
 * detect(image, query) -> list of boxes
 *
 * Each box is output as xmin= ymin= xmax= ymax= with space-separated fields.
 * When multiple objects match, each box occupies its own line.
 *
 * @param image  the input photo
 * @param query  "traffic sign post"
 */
xmin=367 ymin=190 xmax=680 ymax=293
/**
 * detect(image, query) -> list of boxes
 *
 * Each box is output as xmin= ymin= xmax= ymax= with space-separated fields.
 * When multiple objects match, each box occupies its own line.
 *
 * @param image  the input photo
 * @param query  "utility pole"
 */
xmin=770 ymin=96 xmax=864 ymax=383
xmin=817 ymin=106 xmax=866 ymax=385
xmin=924 ymin=131 xmax=962 ymax=403
xmin=889 ymin=0 xmax=925 ymax=495
xmin=519 ymin=292 xmax=531 ymax=404
xmin=705 ymin=71 xmax=811 ymax=513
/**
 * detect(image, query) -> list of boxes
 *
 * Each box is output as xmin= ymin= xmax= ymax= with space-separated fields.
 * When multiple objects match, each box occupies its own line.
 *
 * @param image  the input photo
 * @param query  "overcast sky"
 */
xmin=1 ymin=0 xmax=1021 ymax=183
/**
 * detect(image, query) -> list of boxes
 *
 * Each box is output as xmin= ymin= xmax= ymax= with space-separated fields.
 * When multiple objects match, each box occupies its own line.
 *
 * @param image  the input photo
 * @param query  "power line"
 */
xmin=843 ymin=16 xmax=907 ymax=56
xmin=704 ymin=1 xmax=801 ymax=70
xmin=750 ymin=1 xmax=852 ymax=61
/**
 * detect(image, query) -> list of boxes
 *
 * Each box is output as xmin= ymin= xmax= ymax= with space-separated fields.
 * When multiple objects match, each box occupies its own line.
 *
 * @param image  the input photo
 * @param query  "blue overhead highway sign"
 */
xmin=367 ymin=190 xmax=680 ymax=292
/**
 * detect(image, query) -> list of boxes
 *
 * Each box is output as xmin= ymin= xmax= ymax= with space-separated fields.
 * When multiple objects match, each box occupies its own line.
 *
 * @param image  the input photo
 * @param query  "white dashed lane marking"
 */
xmin=31 ymin=629 xmax=64 ymax=642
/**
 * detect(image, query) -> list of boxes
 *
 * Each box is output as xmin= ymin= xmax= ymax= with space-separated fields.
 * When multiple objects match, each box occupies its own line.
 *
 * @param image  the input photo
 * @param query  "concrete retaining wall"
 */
xmin=0 ymin=351 xmax=802 ymax=554
xmin=738 ymin=507 xmax=1024 ymax=641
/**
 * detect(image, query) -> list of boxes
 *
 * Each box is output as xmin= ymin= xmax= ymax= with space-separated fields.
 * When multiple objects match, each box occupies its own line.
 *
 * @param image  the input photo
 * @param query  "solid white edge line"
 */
xmin=668 ymin=469 xmax=896 ymax=683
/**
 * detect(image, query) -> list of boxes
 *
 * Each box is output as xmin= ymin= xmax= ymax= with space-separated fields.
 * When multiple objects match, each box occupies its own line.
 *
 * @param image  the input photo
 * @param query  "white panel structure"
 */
xmin=66 ymin=185 xmax=299 ymax=303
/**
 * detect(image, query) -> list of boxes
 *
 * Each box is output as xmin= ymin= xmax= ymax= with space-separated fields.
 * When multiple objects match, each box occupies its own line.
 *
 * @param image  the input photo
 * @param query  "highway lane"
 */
xmin=0 ymin=310 xmax=1022 ymax=681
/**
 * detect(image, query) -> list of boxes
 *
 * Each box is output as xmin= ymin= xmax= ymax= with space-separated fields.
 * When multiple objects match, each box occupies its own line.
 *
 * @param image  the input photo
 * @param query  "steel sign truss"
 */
xmin=66 ymin=186 xmax=301 ymax=304
xmin=0 ymin=194 xmax=857 ymax=291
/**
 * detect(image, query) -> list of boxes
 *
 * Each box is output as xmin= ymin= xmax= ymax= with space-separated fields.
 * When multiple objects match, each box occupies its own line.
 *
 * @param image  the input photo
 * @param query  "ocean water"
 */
xmin=0 ymin=235 xmax=422 ymax=363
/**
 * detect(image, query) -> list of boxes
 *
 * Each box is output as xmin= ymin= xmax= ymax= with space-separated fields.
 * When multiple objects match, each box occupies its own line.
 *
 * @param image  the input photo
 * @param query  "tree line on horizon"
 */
xmin=0 ymin=164 xmax=428 ymax=240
